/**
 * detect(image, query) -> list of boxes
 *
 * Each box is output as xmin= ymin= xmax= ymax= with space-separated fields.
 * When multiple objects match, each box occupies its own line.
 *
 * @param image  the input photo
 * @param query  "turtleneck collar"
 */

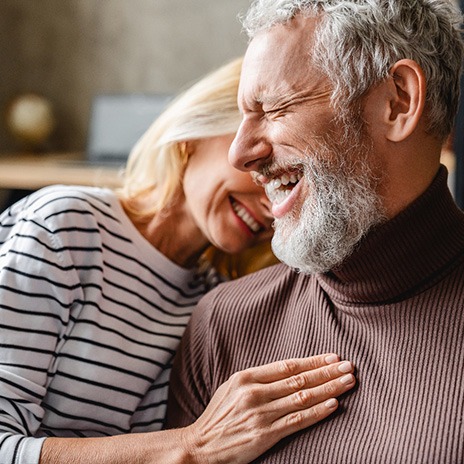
xmin=317 ymin=166 xmax=464 ymax=305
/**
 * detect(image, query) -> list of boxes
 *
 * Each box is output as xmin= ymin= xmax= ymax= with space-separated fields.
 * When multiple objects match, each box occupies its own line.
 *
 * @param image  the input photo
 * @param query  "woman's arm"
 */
xmin=41 ymin=354 xmax=355 ymax=464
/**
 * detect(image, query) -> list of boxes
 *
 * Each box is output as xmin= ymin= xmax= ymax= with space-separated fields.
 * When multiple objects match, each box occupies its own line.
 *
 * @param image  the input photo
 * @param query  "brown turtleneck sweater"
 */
xmin=167 ymin=167 xmax=464 ymax=463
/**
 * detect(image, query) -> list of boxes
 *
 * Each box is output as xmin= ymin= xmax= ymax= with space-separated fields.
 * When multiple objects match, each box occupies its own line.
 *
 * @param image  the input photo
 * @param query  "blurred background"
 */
xmin=0 ymin=0 xmax=251 ymax=152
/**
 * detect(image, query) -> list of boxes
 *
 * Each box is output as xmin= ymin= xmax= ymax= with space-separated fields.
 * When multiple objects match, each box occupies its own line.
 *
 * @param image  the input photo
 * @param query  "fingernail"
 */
xmin=325 ymin=354 xmax=339 ymax=364
xmin=340 ymin=374 xmax=354 ymax=385
xmin=338 ymin=361 xmax=352 ymax=373
xmin=325 ymin=398 xmax=337 ymax=409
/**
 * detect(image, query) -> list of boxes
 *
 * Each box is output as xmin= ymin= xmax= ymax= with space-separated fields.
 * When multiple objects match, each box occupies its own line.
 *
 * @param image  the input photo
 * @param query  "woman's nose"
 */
xmin=229 ymin=118 xmax=272 ymax=172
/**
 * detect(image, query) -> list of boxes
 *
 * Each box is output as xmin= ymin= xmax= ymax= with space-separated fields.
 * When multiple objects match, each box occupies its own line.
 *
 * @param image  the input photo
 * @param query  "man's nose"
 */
xmin=229 ymin=119 xmax=272 ymax=172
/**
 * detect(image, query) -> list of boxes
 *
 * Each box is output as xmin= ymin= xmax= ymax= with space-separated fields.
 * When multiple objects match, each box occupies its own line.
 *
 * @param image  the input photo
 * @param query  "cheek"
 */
xmin=183 ymin=162 xmax=213 ymax=201
xmin=270 ymin=113 xmax=315 ymax=147
xmin=184 ymin=182 xmax=209 ymax=216
xmin=183 ymin=174 xmax=224 ymax=233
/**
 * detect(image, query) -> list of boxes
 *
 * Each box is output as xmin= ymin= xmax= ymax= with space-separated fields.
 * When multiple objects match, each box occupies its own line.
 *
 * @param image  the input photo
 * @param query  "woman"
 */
xmin=0 ymin=58 xmax=355 ymax=464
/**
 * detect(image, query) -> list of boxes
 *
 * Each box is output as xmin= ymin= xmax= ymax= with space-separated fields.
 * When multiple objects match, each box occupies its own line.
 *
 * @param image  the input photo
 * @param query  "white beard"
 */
xmin=271 ymin=124 xmax=386 ymax=275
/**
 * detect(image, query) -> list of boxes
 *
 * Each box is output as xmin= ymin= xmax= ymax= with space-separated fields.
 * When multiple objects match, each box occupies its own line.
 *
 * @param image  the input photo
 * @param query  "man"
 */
xmin=167 ymin=1 xmax=464 ymax=462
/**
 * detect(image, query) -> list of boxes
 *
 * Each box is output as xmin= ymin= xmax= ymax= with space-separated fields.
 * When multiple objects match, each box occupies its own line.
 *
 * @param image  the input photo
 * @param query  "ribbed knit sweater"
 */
xmin=167 ymin=167 xmax=464 ymax=463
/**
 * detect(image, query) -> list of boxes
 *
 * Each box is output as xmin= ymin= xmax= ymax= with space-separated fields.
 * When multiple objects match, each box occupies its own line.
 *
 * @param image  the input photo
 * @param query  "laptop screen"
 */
xmin=86 ymin=94 xmax=172 ymax=164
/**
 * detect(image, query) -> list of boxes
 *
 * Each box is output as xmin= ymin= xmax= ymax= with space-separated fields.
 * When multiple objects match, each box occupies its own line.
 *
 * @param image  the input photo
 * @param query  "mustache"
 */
xmin=259 ymin=130 xmax=374 ymax=181
xmin=258 ymin=161 xmax=305 ymax=180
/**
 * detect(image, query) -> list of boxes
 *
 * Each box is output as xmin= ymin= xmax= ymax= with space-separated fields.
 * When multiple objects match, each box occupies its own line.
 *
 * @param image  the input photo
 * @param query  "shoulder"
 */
xmin=212 ymin=262 xmax=310 ymax=298
xmin=1 ymin=185 xmax=127 ymax=251
xmin=193 ymin=262 xmax=315 ymax=325
xmin=22 ymin=185 xmax=117 ymax=214
xmin=183 ymin=263 xmax=318 ymax=380
xmin=13 ymin=185 xmax=121 ymax=229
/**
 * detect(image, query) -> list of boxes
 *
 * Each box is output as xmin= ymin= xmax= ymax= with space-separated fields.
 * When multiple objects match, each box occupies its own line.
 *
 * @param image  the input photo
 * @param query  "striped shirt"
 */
xmin=0 ymin=185 xmax=218 ymax=464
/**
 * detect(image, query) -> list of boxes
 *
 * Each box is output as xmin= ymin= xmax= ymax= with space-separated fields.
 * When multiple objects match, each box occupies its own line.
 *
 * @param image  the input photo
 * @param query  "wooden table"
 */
xmin=0 ymin=152 xmax=123 ymax=190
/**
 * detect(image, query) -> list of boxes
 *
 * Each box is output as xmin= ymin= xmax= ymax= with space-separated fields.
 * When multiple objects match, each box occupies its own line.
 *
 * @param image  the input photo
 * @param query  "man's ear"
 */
xmin=385 ymin=59 xmax=426 ymax=142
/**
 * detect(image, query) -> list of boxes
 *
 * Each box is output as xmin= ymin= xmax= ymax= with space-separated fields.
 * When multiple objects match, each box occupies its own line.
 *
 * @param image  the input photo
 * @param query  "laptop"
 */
xmin=85 ymin=93 xmax=172 ymax=166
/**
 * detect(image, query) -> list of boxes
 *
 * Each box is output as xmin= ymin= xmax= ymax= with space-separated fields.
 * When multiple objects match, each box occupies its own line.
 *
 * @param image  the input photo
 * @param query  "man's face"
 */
xmin=229 ymin=16 xmax=386 ymax=273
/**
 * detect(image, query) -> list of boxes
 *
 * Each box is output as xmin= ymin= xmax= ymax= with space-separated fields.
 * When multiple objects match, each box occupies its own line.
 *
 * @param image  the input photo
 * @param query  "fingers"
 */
xmin=272 ymin=396 xmax=341 ymax=438
xmin=268 ymin=371 xmax=356 ymax=439
xmin=273 ymin=369 xmax=355 ymax=414
xmin=226 ymin=355 xmax=354 ymax=408
xmin=225 ymin=355 xmax=355 ymax=416
xmin=239 ymin=353 xmax=341 ymax=384
xmin=267 ymin=360 xmax=355 ymax=400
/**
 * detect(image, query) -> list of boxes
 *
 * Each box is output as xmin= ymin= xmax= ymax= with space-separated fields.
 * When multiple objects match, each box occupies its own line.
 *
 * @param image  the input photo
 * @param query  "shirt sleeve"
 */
xmin=0 ymin=207 xmax=82 ymax=463
xmin=165 ymin=290 xmax=218 ymax=429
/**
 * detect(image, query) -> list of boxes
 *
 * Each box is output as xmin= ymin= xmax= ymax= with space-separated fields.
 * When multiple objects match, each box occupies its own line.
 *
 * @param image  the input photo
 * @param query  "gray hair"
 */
xmin=242 ymin=0 xmax=464 ymax=141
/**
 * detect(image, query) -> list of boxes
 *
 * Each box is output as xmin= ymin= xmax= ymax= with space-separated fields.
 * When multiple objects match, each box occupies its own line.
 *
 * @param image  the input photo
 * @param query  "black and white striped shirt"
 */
xmin=0 ymin=185 xmax=218 ymax=464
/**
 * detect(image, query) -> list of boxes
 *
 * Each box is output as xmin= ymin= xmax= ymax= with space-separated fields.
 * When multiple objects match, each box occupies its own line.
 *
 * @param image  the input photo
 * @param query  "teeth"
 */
xmin=231 ymin=199 xmax=261 ymax=233
xmin=271 ymin=178 xmax=282 ymax=189
xmin=265 ymin=172 xmax=302 ymax=205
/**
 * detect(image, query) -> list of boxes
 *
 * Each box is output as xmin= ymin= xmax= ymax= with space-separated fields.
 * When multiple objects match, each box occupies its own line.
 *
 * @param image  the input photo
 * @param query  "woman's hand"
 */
xmin=40 ymin=354 xmax=354 ymax=464
xmin=181 ymin=353 xmax=356 ymax=463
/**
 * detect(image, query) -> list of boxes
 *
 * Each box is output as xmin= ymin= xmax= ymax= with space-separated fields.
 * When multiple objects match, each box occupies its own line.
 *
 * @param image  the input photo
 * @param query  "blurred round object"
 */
xmin=5 ymin=93 xmax=56 ymax=150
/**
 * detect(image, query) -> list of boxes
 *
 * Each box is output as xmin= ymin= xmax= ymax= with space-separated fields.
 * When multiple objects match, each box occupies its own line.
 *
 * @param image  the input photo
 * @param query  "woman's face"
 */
xmin=182 ymin=134 xmax=274 ymax=254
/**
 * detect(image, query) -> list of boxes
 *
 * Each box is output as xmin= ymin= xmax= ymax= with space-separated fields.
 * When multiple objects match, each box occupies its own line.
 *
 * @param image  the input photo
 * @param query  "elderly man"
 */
xmin=167 ymin=1 xmax=464 ymax=462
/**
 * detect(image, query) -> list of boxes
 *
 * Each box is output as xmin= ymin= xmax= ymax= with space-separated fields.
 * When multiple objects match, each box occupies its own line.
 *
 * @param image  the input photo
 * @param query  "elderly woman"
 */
xmin=0 ymin=58 xmax=355 ymax=464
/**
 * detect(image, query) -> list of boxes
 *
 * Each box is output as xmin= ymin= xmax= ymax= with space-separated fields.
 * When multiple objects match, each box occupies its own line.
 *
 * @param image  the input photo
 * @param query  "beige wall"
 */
xmin=0 ymin=0 xmax=251 ymax=151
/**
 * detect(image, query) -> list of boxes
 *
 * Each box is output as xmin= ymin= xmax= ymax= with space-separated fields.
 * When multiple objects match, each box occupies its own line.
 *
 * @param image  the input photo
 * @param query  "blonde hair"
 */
xmin=118 ymin=57 xmax=278 ymax=277
xmin=119 ymin=57 xmax=243 ymax=217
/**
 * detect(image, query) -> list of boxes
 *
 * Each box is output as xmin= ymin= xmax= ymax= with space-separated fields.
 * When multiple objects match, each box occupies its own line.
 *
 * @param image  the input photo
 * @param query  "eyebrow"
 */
xmin=260 ymin=92 xmax=323 ymax=112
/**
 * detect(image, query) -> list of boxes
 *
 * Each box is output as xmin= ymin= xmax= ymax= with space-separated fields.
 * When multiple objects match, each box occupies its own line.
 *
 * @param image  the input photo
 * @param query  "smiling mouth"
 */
xmin=264 ymin=171 xmax=303 ymax=205
xmin=229 ymin=197 xmax=263 ymax=233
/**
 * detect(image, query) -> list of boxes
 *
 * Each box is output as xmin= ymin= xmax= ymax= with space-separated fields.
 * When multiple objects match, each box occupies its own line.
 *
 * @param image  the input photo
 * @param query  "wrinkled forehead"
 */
xmin=239 ymin=16 xmax=327 ymax=106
